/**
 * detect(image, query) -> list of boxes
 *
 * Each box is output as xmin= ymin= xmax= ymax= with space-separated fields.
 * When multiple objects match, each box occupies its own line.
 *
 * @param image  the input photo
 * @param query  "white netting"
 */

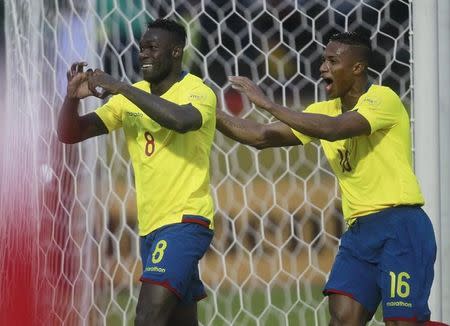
xmin=4 ymin=0 xmax=412 ymax=325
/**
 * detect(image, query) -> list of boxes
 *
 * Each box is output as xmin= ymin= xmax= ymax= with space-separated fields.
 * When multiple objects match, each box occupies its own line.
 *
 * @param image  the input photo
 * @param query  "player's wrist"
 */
xmin=115 ymin=82 xmax=130 ymax=94
xmin=260 ymin=99 xmax=277 ymax=112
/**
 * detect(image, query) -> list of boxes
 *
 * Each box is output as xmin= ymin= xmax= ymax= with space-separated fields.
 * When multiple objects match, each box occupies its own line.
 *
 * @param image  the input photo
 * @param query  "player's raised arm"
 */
xmin=216 ymin=108 xmax=301 ymax=149
xmin=57 ymin=62 xmax=108 ymax=144
xmin=88 ymin=68 xmax=202 ymax=134
xmin=229 ymin=76 xmax=370 ymax=141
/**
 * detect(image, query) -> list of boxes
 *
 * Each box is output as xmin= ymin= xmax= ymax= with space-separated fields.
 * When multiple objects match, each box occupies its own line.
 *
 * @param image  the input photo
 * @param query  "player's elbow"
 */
xmin=252 ymin=142 xmax=268 ymax=150
xmin=172 ymin=122 xmax=196 ymax=133
xmin=57 ymin=130 xmax=80 ymax=144
xmin=172 ymin=116 xmax=202 ymax=133
xmin=323 ymin=126 xmax=353 ymax=141
xmin=238 ymin=140 xmax=267 ymax=150
xmin=173 ymin=126 xmax=189 ymax=133
xmin=57 ymin=135 xmax=77 ymax=144
xmin=319 ymin=124 xmax=341 ymax=142
xmin=251 ymin=128 xmax=274 ymax=150
xmin=323 ymin=131 xmax=340 ymax=142
xmin=224 ymin=133 xmax=268 ymax=150
xmin=57 ymin=130 xmax=70 ymax=143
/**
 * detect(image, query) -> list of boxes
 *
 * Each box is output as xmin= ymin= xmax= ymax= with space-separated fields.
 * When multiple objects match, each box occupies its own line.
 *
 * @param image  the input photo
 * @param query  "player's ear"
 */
xmin=172 ymin=46 xmax=183 ymax=59
xmin=352 ymin=61 xmax=366 ymax=75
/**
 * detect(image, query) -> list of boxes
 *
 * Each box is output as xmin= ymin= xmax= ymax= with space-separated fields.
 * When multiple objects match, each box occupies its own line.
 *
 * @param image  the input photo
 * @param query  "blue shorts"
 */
xmin=324 ymin=206 xmax=436 ymax=322
xmin=139 ymin=216 xmax=214 ymax=304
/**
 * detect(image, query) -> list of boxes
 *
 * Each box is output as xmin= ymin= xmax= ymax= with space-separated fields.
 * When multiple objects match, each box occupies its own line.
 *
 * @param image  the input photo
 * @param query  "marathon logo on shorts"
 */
xmin=386 ymin=301 xmax=412 ymax=308
xmin=145 ymin=266 xmax=166 ymax=273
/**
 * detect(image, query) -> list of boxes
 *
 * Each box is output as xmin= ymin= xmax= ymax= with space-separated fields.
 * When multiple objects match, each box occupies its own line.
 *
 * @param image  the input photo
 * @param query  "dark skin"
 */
xmin=57 ymin=27 xmax=203 ymax=326
xmin=57 ymin=27 xmax=202 ymax=144
xmin=217 ymin=41 xmax=371 ymax=146
xmin=217 ymin=41 xmax=422 ymax=326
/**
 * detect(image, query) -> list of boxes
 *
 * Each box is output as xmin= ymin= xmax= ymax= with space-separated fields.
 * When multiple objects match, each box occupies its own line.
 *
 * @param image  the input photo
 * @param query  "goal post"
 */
xmin=2 ymin=0 xmax=447 ymax=325
xmin=436 ymin=0 xmax=450 ymax=322
xmin=412 ymin=0 xmax=450 ymax=323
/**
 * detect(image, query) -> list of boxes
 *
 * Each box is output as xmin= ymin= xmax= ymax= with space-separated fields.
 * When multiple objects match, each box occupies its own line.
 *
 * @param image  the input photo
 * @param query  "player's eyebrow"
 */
xmin=322 ymin=54 xmax=338 ymax=60
xmin=139 ymin=40 xmax=158 ymax=47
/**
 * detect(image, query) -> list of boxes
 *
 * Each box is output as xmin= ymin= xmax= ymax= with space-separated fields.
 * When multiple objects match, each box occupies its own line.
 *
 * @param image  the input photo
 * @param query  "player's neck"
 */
xmin=149 ymin=68 xmax=183 ymax=96
xmin=340 ymin=77 xmax=369 ymax=112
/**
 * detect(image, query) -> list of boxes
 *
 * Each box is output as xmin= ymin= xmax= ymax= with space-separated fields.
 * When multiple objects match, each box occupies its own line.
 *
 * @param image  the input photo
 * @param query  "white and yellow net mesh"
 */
xmin=3 ymin=1 xmax=412 ymax=325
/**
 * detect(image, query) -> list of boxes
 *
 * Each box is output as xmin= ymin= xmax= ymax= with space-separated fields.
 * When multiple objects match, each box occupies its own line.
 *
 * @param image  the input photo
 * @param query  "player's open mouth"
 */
xmin=323 ymin=78 xmax=333 ymax=92
xmin=142 ymin=64 xmax=153 ymax=69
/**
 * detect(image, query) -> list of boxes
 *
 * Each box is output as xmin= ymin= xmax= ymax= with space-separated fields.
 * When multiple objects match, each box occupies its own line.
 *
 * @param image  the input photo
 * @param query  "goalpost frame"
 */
xmin=412 ymin=0 xmax=450 ymax=323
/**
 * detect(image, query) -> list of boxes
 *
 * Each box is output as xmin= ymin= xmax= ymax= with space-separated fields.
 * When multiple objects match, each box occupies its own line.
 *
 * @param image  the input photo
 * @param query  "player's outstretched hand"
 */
xmin=88 ymin=69 xmax=123 ymax=98
xmin=66 ymin=62 xmax=103 ymax=99
xmin=228 ymin=76 xmax=273 ymax=110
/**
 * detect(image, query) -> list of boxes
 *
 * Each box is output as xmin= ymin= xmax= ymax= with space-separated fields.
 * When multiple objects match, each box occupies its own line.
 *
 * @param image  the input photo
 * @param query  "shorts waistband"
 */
xmin=346 ymin=205 xmax=423 ymax=228
xmin=181 ymin=215 xmax=211 ymax=228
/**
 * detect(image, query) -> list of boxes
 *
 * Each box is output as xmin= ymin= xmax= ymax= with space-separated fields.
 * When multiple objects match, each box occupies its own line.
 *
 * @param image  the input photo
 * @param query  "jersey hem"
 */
xmin=139 ymin=214 xmax=214 ymax=236
xmin=344 ymin=203 xmax=424 ymax=223
xmin=182 ymin=214 xmax=211 ymax=228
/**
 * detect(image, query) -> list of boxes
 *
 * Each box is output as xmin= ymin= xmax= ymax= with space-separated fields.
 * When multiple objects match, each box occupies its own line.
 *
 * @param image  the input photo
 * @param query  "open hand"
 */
xmin=228 ymin=76 xmax=273 ymax=110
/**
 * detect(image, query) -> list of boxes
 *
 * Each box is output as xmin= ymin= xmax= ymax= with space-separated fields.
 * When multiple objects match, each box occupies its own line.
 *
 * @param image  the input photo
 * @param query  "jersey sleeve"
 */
xmin=290 ymin=103 xmax=324 ymax=145
xmin=183 ymin=85 xmax=217 ymax=127
xmin=355 ymin=87 xmax=403 ymax=134
xmin=95 ymin=94 xmax=125 ymax=132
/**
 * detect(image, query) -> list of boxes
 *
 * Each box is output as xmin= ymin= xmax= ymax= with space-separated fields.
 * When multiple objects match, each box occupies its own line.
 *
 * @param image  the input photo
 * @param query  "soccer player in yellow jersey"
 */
xmin=57 ymin=19 xmax=216 ymax=326
xmin=217 ymin=32 xmax=436 ymax=326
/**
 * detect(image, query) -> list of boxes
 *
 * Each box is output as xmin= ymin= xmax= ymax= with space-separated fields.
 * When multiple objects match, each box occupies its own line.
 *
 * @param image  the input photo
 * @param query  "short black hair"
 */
xmin=147 ymin=18 xmax=187 ymax=48
xmin=329 ymin=32 xmax=371 ymax=63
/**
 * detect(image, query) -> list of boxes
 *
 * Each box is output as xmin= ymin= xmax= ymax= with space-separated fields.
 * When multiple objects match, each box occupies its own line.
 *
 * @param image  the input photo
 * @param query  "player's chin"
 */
xmin=326 ymin=89 xmax=338 ymax=99
xmin=142 ymin=70 xmax=152 ymax=81
xmin=328 ymin=85 xmax=341 ymax=99
xmin=142 ymin=71 xmax=162 ymax=84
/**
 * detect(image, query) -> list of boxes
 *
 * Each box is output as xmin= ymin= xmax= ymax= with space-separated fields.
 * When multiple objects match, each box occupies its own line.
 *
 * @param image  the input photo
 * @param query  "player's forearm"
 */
xmin=216 ymin=111 xmax=270 ymax=149
xmin=118 ymin=84 xmax=201 ymax=133
xmin=262 ymin=102 xmax=338 ymax=141
xmin=57 ymin=96 xmax=83 ymax=144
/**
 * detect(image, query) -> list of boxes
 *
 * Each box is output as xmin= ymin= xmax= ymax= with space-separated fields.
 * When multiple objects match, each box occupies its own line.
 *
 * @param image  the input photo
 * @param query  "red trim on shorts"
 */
xmin=140 ymin=277 xmax=182 ymax=300
xmin=323 ymin=289 xmax=355 ymax=300
xmin=384 ymin=316 xmax=439 ymax=323
xmin=181 ymin=216 xmax=211 ymax=228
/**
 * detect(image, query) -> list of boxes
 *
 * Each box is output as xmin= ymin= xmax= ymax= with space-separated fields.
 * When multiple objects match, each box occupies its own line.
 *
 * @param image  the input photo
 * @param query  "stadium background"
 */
xmin=0 ymin=1 xmax=448 ymax=325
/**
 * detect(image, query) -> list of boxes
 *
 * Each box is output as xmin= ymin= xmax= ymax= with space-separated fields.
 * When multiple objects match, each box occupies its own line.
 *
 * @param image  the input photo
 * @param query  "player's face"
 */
xmin=320 ymin=41 xmax=356 ymax=99
xmin=138 ymin=28 xmax=177 ymax=83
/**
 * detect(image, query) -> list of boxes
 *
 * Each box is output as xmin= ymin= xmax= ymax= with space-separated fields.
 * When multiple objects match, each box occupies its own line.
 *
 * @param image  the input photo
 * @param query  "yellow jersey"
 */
xmin=292 ymin=85 xmax=424 ymax=221
xmin=95 ymin=73 xmax=216 ymax=235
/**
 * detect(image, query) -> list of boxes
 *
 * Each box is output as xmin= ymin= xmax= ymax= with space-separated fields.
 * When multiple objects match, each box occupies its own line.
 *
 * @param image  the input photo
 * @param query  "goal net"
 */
xmin=3 ymin=0 xmax=412 ymax=325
